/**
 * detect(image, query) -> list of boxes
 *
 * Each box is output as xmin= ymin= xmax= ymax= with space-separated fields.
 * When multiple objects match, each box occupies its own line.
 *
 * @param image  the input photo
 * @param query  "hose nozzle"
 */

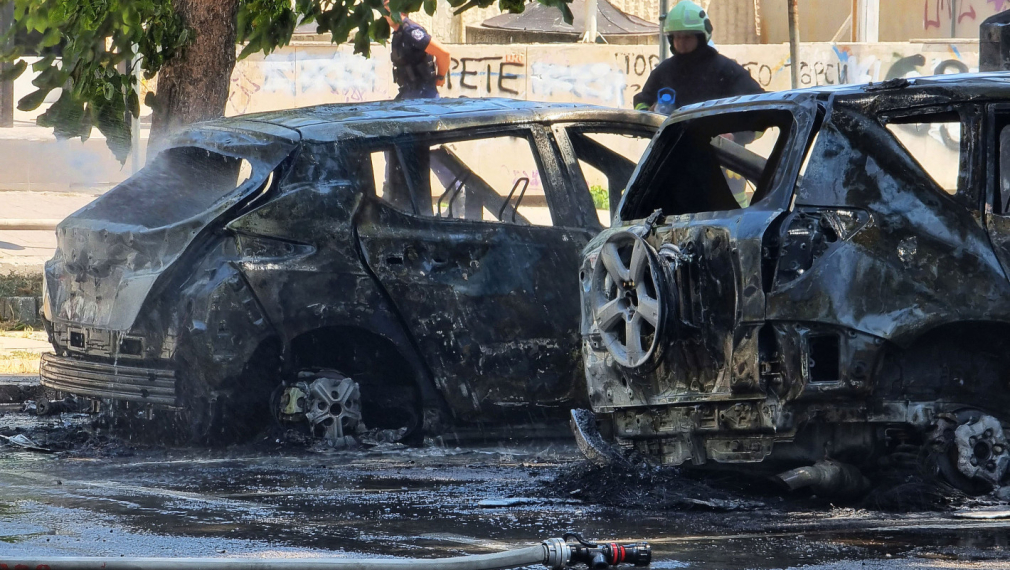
xmin=545 ymin=534 xmax=652 ymax=568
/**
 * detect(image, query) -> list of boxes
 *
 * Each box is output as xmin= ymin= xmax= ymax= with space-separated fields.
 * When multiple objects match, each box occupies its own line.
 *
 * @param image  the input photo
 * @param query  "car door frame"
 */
xmin=348 ymin=122 xmax=593 ymax=421
xmin=983 ymin=102 xmax=1010 ymax=280
xmin=551 ymin=121 xmax=660 ymax=230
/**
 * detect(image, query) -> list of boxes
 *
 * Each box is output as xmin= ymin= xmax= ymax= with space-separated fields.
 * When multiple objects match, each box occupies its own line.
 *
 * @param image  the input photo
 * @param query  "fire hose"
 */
xmin=1 ymin=535 xmax=651 ymax=570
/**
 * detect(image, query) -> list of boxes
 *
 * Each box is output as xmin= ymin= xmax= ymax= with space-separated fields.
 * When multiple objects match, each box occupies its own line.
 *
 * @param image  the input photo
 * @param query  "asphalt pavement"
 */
xmin=0 ymin=436 xmax=1008 ymax=568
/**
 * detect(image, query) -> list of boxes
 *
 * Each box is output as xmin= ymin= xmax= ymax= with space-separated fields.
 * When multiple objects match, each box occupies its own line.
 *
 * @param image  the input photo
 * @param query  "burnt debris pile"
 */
xmin=554 ymin=460 xmax=765 ymax=512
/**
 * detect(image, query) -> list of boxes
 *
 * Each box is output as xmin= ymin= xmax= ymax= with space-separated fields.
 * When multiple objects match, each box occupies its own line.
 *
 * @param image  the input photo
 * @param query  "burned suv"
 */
xmin=40 ymin=99 xmax=660 ymax=443
xmin=577 ymin=75 xmax=1010 ymax=494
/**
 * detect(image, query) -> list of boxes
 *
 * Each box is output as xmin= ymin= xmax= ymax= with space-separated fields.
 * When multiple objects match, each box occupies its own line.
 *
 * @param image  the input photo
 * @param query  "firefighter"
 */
xmin=633 ymin=1 xmax=762 ymax=111
xmin=386 ymin=4 xmax=451 ymax=100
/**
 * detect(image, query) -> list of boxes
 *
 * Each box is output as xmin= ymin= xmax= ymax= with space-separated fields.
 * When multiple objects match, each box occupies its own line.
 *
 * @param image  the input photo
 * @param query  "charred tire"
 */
xmin=590 ymin=231 xmax=668 ymax=369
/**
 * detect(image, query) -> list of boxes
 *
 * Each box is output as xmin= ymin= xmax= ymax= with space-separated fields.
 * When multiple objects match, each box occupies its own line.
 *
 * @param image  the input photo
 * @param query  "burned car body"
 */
xmin=39 ymin=99 xmax=660 ymax=442
xmin=578 ymin=75 xmax=1010 ymax=493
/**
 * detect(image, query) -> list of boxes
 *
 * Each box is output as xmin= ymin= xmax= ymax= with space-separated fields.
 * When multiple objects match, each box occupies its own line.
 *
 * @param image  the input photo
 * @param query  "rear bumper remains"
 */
xmin=40 ymin=353 xmax=177 ymax=407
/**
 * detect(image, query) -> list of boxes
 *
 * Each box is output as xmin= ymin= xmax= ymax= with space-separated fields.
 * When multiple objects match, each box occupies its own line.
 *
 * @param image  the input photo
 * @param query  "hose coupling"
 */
xmin=542 ymin=537 xmax=572 ymax=569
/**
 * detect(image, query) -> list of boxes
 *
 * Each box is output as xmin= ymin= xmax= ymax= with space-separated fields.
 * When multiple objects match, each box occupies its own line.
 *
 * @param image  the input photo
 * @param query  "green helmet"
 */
xmin=664 ymin=1 xmax=713 ymax=42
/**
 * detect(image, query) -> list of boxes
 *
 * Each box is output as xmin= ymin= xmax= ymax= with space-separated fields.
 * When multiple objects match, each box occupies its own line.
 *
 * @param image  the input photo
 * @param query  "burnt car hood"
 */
xmin=45 ymin=121 xmax=299 ymax=331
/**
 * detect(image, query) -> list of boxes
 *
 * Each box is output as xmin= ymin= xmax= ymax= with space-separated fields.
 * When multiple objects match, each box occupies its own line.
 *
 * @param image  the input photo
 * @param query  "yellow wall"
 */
xmin=878 ymin=0 xmax=1003 ymax=41
xmin=759 ymin=0 xmax=853 ymax=43
xmin=758 ymin=0 xmax=1005 ymax=44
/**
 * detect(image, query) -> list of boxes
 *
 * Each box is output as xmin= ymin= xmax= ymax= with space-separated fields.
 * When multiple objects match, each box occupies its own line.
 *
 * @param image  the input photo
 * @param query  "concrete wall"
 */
xmin=226 ymin=39 xmax=979 ymax=114
xmin=2 ymin=39 xmax=981 ymax=193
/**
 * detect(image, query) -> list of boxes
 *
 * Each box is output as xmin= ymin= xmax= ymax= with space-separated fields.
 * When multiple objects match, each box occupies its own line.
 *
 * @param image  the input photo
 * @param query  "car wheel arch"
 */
xmin=287 ymin=325 xmax=446 ymax=436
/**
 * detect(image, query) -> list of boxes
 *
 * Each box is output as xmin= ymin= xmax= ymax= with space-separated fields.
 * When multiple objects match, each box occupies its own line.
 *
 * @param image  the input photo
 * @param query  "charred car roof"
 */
xmin=169 ymin=98 xmax=659 ymax=148
xmin=672 ymin=72 xmax=1010 ymax=115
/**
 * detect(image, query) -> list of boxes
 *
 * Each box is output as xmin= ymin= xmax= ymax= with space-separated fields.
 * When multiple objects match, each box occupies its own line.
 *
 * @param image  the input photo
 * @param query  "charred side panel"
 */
xmin=877 ymin=323 xmax=1010 ymax=416
xmin=772 ymin=106 xmax=1010 ymax=342
xmin=766 ymin=103 xmax=1010 ymax=416
xmin=357 ymin=199 xmax=589 ymax=423
xmin=224 ymin=143 xmax=443 ymax=414
xmin=169 ymin=239 xmax=278 ymax=393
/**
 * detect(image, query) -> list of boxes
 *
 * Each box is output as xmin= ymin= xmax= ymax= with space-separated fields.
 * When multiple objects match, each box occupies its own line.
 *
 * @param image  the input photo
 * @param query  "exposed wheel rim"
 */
xmin=590 ymin=231 xmax=665 ymax=368
xmin=303 ymin=372 xmax=362 ymax=443
xmin=954 ymin=414 xmax=1010 ymax=488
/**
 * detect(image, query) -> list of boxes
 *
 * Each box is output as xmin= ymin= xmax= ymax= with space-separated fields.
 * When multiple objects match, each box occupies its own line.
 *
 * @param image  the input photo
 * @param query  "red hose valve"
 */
xmin=562 ymin=533 xmax=652 ymax=568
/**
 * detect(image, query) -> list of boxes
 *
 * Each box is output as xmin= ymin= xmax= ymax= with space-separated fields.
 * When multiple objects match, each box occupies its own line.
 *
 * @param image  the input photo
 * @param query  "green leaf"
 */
xmin=127 ymin=90 xmax=140 ymax=118
xmin=31 ymin=55 xmax=56 ymax=72
xmin=238 ymin=39 xmax=260 ymax=60
xmin=370 ymin=17 xmax=390 ymax=42
xmin=33 ymin=65 xmax=67 ymax=88
xmin=41 ymin=28 xmax=61 ymax=48
xmin=0 ymin=59 xmax=27 ymax=82
xmin=236 ymin=7 xmax=251 ymax=37
xmin=18 ymin=88 xmax=51 ymax=112
xmin=499 ymin=0 xmax=524 ymax=12
xmin=0 ymin=45 xmax=24 ymax=62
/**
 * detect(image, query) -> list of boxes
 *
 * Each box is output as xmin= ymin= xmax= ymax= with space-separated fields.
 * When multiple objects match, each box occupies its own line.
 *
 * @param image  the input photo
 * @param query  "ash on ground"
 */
xmin=551 ymin=458 xmax=1002 ymax=513
xmin=0 ymin=410 xmax=137 ymax=457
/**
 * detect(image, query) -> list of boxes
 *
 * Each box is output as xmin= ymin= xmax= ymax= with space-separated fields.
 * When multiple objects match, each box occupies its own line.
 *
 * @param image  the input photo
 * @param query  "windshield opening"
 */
xmin=76 ymin=147 xmax=255 ymax=228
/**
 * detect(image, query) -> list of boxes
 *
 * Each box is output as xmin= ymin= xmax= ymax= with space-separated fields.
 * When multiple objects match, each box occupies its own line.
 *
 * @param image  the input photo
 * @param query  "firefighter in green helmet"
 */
xmin=633 ymin=1 xmax=762 ymax=112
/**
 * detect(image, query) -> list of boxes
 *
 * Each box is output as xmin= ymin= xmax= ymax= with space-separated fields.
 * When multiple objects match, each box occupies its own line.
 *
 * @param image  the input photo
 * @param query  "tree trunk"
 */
xmin=149 ymin=0 xmax=240 ymax=156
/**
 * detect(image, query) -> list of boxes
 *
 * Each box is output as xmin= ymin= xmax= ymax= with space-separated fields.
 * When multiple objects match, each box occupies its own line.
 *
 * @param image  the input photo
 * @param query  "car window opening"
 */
xmin=999 ymin=126 xmax=1010 ymax=214
xmin=623 ymin=111 xmax=790 ymax=219
xmin=371 ymin=134 xmax=553 ymax=226
xmin=883 ymin=111 xmax=962 ymax=196
xmin=77 ymin=148 xmax=256 ymax=228
xmin=567 ymin=130 xmax=653 ymax=228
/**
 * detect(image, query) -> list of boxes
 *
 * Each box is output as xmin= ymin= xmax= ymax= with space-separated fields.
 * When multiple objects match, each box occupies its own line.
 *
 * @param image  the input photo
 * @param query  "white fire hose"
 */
xmin=1 ymin=536 xmax=651 ymax=570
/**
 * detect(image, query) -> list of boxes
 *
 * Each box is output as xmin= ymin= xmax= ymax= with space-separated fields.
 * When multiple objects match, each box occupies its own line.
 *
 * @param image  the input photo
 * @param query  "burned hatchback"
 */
xmin=40 ymin=99 xmax=660 ymax=443
xmin=576 ymin=75 xmax=1010 ymax=495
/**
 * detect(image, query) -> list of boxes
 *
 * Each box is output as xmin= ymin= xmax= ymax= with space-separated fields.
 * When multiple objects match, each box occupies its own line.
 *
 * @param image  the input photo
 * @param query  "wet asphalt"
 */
xmin=0 ymin=416 xmax=1009 ymax=568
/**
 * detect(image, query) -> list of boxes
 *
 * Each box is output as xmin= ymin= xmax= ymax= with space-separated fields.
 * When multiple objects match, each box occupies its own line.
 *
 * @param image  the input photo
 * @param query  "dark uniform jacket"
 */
xmin=391 ymin=18 xmax=437 ymax=99
xmin=633 ymin=44 xmax=763 ymax=109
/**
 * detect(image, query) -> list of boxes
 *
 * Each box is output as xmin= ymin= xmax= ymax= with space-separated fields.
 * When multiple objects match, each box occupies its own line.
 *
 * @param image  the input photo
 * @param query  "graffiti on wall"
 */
xmin=921 ymin=0 xmax=1007 ymax=34
xmin=529 ymin=62 xmax=628 ymax=107
xmin=228 ymin=49 xmax=389 ymax=115
xmin=723 ymin=43 xmax=978 ymax=93
xmin=215 ymin=42 xmax=983 ymax=118
xmin=443 ymin=54 xmax=526 ymax=97
xmin=441 ymin=48 xmax=640 ymax=107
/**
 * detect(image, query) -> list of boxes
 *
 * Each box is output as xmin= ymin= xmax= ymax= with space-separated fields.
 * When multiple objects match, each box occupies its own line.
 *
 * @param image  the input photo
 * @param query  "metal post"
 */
xmin=950 ymin=0 xmax=958 ymax=38
xmin=659 ymin=0 xmax=669 ymax=61
xmin=787 ymin=0 xmax=800 ymax=89
xmin=131 ymin=52 xmax=142 ymax=174
xmin=0 ymin=1 xmax=14 ymax=128
xmin=855 ymin=0 xmax=879 ymax=42
xmin=584 ymin=0 xmax=598 ymax=42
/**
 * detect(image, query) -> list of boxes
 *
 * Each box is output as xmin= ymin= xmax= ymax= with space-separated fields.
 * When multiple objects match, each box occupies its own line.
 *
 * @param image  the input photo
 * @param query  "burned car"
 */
xmin=39 ymin=98 xmax=660 ymax=443
xmin=576 ymin=74 xmax=1010 ymax=494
